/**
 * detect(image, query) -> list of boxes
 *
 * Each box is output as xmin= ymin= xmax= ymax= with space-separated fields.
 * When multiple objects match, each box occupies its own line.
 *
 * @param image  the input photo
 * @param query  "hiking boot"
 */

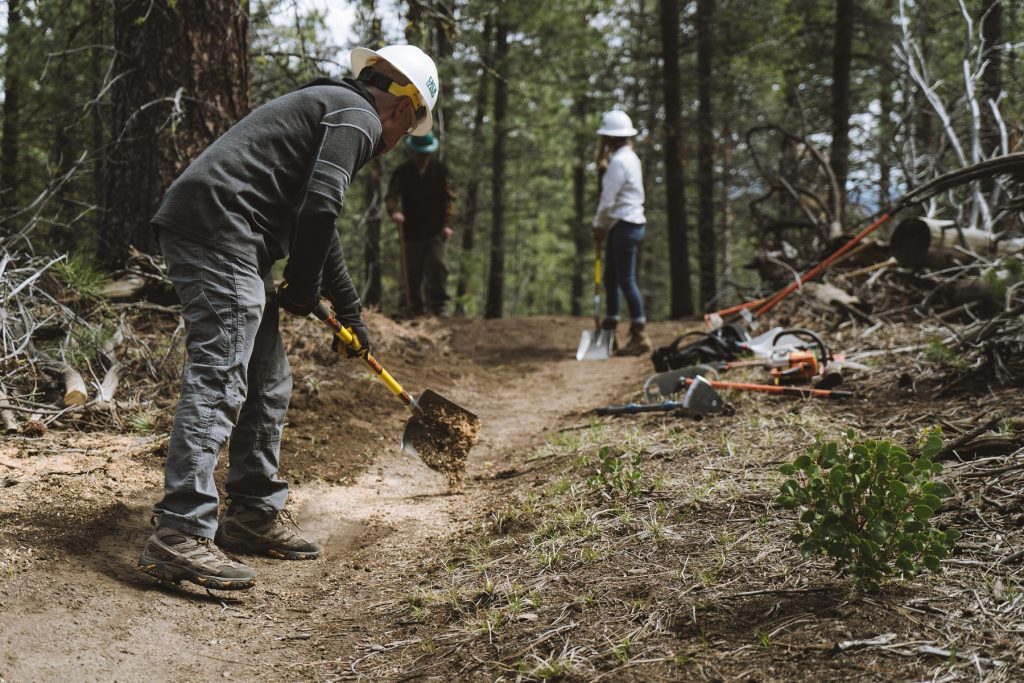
xmin=617 ymin=323 xmax=652 ymax=356
xmin=215 ymin=506 xmax=322 ymax=560
xmin=138 ymin=525 xmax=256 ymax=591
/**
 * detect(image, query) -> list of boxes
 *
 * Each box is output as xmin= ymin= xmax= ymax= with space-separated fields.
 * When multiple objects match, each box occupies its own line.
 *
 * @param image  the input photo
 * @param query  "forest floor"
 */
xmin=1 ymin=312 xmax=1023 ymax=682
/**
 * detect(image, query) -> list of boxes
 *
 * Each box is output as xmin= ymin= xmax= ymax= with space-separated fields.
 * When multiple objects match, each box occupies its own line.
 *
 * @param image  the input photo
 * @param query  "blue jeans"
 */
xmin=604 ymin=220 xmax=646 ymax=323
xmin=155 ymin=229 xmax=291 ymax=539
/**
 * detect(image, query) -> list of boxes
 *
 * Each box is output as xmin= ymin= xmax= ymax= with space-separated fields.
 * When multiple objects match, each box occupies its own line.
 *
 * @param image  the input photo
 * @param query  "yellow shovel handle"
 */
xmin=314 ymin=304 xmax=414 ymax=409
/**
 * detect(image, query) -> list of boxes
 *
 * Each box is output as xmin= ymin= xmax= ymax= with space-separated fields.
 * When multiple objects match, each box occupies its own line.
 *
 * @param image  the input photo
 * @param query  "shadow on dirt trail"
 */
xmin=0 ymin=315 xmax=664 ymax=682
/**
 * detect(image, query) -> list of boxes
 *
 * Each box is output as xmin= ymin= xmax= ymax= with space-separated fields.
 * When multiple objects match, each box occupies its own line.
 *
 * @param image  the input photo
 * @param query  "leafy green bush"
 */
xmin=777 ymin=428 xmax=960 ymax=591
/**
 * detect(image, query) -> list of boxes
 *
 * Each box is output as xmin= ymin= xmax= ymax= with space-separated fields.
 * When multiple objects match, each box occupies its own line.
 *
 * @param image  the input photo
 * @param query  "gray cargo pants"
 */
xmin=154 ymin=229 xmax=291 ymax=539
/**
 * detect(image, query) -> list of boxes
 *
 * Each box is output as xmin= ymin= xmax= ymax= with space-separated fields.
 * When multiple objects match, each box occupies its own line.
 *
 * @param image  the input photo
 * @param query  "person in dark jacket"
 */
xmin=137 ymin=45 xmax=440 ymax=591
xmin=385 ymin=132 xmax=456 ymax=317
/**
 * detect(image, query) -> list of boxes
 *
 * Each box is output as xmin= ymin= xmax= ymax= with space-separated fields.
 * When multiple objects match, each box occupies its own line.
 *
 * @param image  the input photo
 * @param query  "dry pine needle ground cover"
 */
xmin=304 ymin=309 xmax=1024 ymax=682
xmin=2 ymin=296 xmax=1024 ymax=682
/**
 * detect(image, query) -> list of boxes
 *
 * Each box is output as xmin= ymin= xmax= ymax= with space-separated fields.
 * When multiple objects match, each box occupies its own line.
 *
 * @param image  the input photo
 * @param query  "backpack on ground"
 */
xmin=650 ymin=322 xmax=748 ymax=372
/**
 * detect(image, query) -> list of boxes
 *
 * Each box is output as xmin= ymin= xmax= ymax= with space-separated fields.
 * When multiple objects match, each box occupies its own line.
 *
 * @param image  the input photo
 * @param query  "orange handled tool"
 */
xmin=684 ymin=377 xmax=851 ymax=399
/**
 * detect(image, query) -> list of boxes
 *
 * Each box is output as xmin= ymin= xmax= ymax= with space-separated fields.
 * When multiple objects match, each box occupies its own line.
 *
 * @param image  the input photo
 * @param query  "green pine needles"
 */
xmin=777 ymin=428 xmax=960 ymax=592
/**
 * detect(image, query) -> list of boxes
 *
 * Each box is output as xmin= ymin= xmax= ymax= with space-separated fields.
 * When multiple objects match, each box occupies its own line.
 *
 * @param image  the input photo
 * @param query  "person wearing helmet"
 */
xmin=593 ymin=109 xmax=651 ymax=356
xmin=385 ymin=131 xmax=457 ymax=317
xmin=138 ymin=45 xmax=440 ymax=591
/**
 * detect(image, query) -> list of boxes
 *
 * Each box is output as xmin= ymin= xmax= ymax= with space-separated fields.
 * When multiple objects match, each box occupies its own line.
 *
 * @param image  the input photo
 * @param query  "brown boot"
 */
xmin=617 ymin=323 xmax=652 ymax=356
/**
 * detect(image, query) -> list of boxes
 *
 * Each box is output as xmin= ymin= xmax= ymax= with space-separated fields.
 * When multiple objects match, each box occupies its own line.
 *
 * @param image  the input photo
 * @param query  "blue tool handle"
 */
xmin=597 ymin=400 xmax=685 ymax=415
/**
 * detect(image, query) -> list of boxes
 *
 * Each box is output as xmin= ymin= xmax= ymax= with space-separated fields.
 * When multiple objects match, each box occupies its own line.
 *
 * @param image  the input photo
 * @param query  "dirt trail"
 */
xmin=0 ymin=317 xmax=660 ymax=682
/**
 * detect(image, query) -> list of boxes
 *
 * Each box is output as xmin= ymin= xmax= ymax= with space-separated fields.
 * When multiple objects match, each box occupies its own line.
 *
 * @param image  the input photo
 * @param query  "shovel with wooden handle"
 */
xmin=312 ymin=303 xmax=480 ymax=473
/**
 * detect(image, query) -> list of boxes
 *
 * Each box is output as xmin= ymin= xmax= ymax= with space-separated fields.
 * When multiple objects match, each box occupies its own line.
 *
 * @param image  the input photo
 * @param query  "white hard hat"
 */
xmin=596 ymin=110 xmax=638 ymax=137
xmin=351 ymin=45 xmax=439 ymax=136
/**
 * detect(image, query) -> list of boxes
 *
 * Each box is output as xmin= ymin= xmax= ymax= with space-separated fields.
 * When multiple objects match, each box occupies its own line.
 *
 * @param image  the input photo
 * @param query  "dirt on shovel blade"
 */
xmin=407 ymin=401 xmax=481 ymax=487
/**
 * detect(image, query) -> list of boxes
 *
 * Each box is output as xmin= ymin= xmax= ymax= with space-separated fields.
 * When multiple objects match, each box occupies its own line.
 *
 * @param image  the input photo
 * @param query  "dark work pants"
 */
xmin=155 ymin=229 xmax=291 ymax=539
xmin=604 ymin=220 xmax=647 ymax=324
xmin=404 ymin=234 xmax=449 ymax=316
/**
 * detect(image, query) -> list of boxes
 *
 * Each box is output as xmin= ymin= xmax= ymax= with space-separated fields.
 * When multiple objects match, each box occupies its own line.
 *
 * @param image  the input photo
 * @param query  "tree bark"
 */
xmin=103 ymin=0 xmax=250 ymax=270
xmin=571 ymin=105 xmax=588 ymax=318
xmin=981 ymin=0 xmax=1003 ymax=158
xmin=830 ymin=0 xmax=854 ymax=225
xmin=361 ymin=4 xmax=383 ymax=307
xmin=719 ymin=116 xmax=732 ymax=287
xmin=696 ymin=0 xmax=716 ymax=311
xmin=659 ymin=0 xmax=694 ymax=318
xmin=484 ymin=19 xmax=509 ymax=319
xmin=455 ymin=16 xmax=492 ymax=316
xmin=1 ymin=0 xmax=23 ymax=223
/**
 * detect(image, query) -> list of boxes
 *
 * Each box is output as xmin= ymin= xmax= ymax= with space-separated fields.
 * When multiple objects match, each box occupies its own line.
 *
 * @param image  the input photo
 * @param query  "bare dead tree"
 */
xmin=894 ymin=0 xmax=1014 ymax=234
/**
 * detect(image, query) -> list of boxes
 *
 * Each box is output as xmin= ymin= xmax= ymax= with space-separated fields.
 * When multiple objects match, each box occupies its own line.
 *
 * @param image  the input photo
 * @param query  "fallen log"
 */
xmin=890 ymin=216 xmax=1024 ymax=268
xmin=62 ymin=365 xmax=88 ymax=407
xmin=96 ymin=326 xmax=125 ymax=405
xmin=0 ymin=388 xmax=18 ymax=433
xmin=100 ymin=275 xmax=147 ymax=300
xmin=802 ymin=282 xmax=877 ymax=325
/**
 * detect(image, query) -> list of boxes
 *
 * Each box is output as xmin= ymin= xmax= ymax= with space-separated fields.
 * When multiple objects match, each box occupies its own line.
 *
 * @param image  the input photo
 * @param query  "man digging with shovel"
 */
xmin=137 ymin=45 xmax=440 ymax=591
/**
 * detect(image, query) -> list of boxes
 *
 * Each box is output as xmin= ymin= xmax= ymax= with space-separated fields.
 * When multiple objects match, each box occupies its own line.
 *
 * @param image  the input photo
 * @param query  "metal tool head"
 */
xmin=642 ymin=365 xmax=720 ymax=401
xmin=682 ymin=375 xmax=725 ymax=415
xmin=576 ymin=328 xmax=615 ymax=361
xmin=400 ymin=389 xmax=481 ymax=465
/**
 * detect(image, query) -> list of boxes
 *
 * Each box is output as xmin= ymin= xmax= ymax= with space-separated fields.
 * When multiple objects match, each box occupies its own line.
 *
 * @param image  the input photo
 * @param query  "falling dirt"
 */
xmin=406 ymin=397 xmax=482 ymax=487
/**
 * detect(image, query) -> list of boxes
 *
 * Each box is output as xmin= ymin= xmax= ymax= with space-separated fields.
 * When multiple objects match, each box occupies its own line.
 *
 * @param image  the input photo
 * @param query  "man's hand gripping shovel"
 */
xmin=312 ymin=303 xmax=481 ymax=483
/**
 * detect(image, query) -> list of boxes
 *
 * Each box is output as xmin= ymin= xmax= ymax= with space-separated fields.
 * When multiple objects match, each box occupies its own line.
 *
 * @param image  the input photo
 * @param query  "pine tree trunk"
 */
xmin=571 ymin=107 xmax=588 ymax=318
xmin=1 ymin=0 xmax=23 ymax=223
xmin=981 ymin=0 xmax=1003 ymax=157
xmin=830 ymin=0 xmax=854 ymax=225
xmin=484 ymin=19 xmax=509 ymax=319
xmin=696 ymin=0 xmax=716 ymax=311
xmin=455 ymin=16 xmax=492 ymax=315
xmin=719 ymin=116 xmax=732 ymax=287
xmin=362 ymin=4 xmax=383 ymax=307
xmin=659 ymin=0 xmax=694 ymax=317
xmin=102 ymin=0 xmax=250 ymax=270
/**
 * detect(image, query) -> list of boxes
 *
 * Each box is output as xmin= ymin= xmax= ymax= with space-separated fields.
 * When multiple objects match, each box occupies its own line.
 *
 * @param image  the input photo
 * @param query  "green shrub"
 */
xmin=587 ymin=446 xmax=643 ymax=498
xmin=51 ymin=256 xmax=110 ymax=304
xmin=777 ymin=428 xmax=959 ymax=592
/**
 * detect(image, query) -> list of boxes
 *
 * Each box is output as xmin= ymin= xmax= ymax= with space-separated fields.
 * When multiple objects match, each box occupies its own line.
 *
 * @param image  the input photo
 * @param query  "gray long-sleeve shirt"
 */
xmin=152 ymin=78 xmax=381 ymax=310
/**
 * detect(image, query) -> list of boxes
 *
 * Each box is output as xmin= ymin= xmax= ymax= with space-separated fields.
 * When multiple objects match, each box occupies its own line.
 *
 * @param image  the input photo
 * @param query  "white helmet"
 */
xmin=596 ymin=110 xmax=638 ymax=137
xmin=351 ymin=45 xmax=439 ymax=136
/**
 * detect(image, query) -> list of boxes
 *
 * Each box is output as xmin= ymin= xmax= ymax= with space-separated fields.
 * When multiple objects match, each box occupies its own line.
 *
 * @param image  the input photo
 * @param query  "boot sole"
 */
xmin=215 ymin=536 xmax=322 ymax=561
xmin=137 ymin=558 xmax=255 ymax=591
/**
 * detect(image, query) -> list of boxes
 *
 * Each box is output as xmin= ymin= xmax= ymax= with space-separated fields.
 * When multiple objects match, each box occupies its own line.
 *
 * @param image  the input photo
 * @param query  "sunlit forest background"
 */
xmin=0 ymin=0 xmax=1020 ymax=319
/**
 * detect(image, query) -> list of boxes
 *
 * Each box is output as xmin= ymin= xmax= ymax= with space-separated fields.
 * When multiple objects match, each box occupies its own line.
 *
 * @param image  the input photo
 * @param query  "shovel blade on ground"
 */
xmin=576 ymin=329 xmax=615 ymax=361
xmin=400 ymin=389 xmax=481 ymax=460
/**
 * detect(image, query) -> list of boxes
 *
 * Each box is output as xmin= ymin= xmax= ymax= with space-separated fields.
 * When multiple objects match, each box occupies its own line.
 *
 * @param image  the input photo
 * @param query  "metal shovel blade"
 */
xmin=400 ymin=389 xmax=481 ymax=467
xmin=642 ymin=364 xmax=720 ymax=401
xmin=682 ymin=375 xmax=725 ymax=415
xmin=576 ymin=328 xmax=615 ymax=361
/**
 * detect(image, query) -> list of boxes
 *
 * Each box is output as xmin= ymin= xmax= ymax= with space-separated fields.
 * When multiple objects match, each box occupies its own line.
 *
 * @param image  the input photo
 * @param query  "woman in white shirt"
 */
xmin=592 ymin=109 xmax=651 ymax=355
